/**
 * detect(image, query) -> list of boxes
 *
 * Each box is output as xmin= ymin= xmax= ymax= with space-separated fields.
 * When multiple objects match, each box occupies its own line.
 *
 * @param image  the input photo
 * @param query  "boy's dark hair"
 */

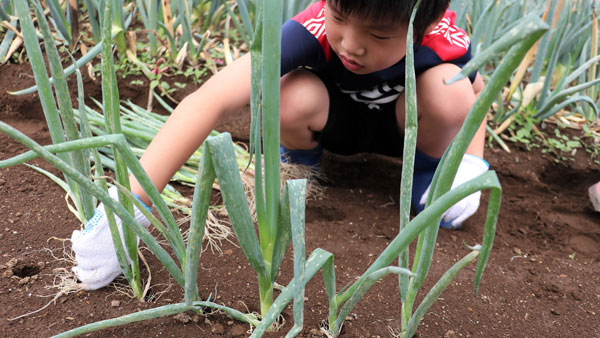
xmin=328 ymin=0 xmax=451 ymax=41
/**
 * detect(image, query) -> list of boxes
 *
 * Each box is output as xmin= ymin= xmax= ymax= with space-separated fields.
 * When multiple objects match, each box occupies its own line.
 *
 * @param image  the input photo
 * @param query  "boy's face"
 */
xmin=325 ymin=1 xmax=408 ymax=74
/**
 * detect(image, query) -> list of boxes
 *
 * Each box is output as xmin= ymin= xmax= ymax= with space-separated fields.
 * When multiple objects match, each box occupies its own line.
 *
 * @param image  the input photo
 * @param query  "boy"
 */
xmin=71 ymin=0 xmax=488 ymax=290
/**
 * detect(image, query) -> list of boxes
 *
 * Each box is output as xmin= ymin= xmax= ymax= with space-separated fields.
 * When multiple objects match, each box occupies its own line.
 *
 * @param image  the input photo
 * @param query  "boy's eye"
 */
xmin=371 ymin=33 xmax=390 ymax=40
xmin=332 ymin=15 xmax=344 ymax=22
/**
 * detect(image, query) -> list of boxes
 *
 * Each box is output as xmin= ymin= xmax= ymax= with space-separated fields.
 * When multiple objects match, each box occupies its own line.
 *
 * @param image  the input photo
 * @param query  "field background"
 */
xmin=1 ymin=61 xmax=599 ymax=337
xmin=1 ymin=0 xmax=600 ymax=337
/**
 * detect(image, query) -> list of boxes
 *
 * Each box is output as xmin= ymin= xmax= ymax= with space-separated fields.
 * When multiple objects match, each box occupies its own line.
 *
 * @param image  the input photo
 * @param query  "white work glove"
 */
xmin=419 ymin=154 xmax=489 ymax=229
xmin=71 ymin=186 xmax=151 ymax=290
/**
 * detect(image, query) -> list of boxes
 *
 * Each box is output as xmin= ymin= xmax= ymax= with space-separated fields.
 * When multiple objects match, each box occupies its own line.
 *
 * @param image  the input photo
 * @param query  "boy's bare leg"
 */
xmin=279 ymin=69 xmax=329 ymax=150
xmin=131 ymin=66 xmax=329 ymax=205
xmin=396 ymin=63 xmax=485 ymax=157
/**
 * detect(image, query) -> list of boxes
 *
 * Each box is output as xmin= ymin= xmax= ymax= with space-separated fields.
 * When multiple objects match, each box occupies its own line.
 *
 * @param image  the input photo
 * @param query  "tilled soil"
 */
xmin=0 ymin=61 xmax=599 ymax=338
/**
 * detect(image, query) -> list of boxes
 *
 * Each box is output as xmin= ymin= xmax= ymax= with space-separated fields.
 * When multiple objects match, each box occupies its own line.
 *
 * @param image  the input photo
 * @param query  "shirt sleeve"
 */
xmin=280 ymin=1 xmax=331 ymax=75
xmin=280 ymin=19 xmax=328 ymax=75
xmin=419 ymin=10 xmax=477 ymax=82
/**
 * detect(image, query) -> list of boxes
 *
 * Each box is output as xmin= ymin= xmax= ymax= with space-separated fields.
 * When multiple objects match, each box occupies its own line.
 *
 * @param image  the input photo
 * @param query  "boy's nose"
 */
xmin=341 ymin=32 xmax=365 ymax=57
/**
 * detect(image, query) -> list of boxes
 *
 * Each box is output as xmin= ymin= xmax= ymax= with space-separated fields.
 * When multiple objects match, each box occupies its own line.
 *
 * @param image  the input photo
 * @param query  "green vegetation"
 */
xmin=0 ymin=0 xmax=598 ymax=337
xmin=452 ymin=0 xmax=600 ymax=160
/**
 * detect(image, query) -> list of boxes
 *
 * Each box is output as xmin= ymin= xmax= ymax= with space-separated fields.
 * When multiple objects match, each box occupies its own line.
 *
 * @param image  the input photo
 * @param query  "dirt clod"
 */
xmin=174 ymin=313 xmax=192 ymax=324
xmin=229 ymin=324 xmax=246 ymax=336
xmin=571 ymin=289 xmax=584 ymax=301
xmin=211 ymin=323 xmax=225 ymax=334
xmin=6 ymin=258 xmax=19 ymax=268
xmin=311 ymin=328 xmax=327 ymax=336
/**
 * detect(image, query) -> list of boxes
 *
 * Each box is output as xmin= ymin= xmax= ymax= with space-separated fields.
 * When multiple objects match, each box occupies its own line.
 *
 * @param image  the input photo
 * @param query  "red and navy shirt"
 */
xmin=281 ymin=1 xmax=476 ymax=110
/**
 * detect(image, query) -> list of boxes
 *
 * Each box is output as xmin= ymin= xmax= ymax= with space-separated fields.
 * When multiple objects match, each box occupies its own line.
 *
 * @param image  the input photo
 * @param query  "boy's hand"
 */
xmin=70 ymin=187 xmax=151 ymax=290
xmin=419 ymin=154 xmax=489 ymax=229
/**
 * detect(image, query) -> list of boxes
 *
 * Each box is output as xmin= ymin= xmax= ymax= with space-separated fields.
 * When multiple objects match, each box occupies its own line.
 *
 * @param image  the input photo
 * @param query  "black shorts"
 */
xmin=311 ymin=72 xmax=405 ymax=158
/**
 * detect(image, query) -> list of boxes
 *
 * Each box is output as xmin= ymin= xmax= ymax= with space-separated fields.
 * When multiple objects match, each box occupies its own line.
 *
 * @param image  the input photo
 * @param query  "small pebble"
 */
xmin=111 ymin=300 xmax=120 ymax=307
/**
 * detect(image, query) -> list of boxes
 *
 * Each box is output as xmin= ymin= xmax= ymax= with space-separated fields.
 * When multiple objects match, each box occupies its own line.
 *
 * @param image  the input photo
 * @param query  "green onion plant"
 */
xmin=253 ymin=3 xmax=545 ymax=337
xmin=0 ymin=0 xmax=18 ymax=63
xmin=129 ymin=0 xmax=203 ymax=61
xmin=8 ymin=0 xmax=150 ymax=299
xmin=199 ymin=0 xmax=336 ymax=326
xmin=452 ymin=0 xmax=599 ymax=150
xmin=45 ymin=0 xmax=72 ymax=44
xmin=393 ymin=8 xmax=546 ymax=338
xmin=8 ymin=0 xmax=124 ymax=96
xmin=247 ymin=3 xmax=547 ymax=338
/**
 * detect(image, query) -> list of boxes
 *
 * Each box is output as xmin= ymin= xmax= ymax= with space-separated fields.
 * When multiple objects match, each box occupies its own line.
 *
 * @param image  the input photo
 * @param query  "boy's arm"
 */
xmin=131 ymin=53 xmax=252 ymax=204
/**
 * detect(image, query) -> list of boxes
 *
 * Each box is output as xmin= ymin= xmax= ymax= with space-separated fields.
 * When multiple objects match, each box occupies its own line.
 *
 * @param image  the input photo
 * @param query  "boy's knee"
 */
xmin=280 ymin=70 xmax=329 ymax=126
xmin=417 ymin=63 xmax=477 ymax=126
xmin=281 ymin=69 xmax=327 ymax=102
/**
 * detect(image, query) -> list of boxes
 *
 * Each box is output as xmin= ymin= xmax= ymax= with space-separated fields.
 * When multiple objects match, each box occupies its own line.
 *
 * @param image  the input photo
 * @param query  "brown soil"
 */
xmin=1 ymin=60 xmax=599 ymax=338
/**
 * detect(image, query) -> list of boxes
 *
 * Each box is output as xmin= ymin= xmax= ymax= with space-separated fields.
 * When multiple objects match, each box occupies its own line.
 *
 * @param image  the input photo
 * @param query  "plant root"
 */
xmin=387 ymin=326 xmax=403 ymax=338
xmin=8 ymin=267 xmax=81 ymax=321
xmin=320 ymin=319 xmax=337 ymax=338
xmin=280 ymin=162 xmax=328 ymax=199
xmin=138 ymin=249 xmax=152 ymax=301
xmin=246 ymin=310 xmax=286 ymax=334
xmin=177 ymin=208 xmax=236 ymax=255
